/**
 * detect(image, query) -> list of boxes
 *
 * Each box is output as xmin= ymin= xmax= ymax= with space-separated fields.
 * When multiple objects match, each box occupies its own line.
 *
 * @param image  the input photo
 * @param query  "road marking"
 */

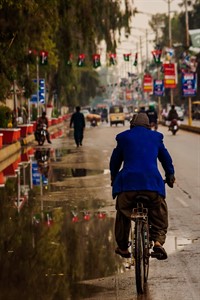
xmin=176 ymin=196 xmax=189 ymax=207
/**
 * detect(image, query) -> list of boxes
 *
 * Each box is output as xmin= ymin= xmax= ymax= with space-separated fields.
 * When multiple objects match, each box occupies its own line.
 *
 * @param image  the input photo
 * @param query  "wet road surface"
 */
xmin=0 ymin=121 xmax=199 ymax=299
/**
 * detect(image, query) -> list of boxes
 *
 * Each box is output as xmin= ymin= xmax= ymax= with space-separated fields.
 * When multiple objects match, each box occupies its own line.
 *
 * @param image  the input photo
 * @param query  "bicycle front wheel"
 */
xmin=135 ymin=220 xmax=145 ymax=294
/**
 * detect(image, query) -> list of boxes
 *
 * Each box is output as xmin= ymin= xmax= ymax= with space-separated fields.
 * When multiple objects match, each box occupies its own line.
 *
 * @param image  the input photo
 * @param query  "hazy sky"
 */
xmin=117 ymin=1 xmax=183 ymax=59
xmin=133 ymin=0 xmax=181 ymax=30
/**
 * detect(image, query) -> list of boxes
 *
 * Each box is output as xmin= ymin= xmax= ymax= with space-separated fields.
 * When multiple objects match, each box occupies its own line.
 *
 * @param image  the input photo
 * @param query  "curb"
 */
xmin=160 ymin=121 xmax=200 ymax=134
xmin=0 ymin=122 xmax=66 ymax=163
xmin=0 ymin=141 xmax=21 ymax=163
xmin=179 ymin=124 xmax=200 ymax=134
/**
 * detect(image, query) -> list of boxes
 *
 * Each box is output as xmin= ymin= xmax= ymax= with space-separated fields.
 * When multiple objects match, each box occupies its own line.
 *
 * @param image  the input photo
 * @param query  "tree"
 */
xmin=0 ymin=0 xmax=133 ymax=108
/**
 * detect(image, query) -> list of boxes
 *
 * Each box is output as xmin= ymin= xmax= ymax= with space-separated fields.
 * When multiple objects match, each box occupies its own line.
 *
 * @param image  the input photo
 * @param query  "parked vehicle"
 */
xmin=109 ymin=105 xmax=125 ymax=126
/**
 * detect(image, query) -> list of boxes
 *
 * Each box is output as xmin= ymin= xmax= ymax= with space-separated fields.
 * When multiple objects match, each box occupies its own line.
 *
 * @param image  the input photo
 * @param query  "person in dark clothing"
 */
xmin=35 ymin=111 xmax=51 ymax=144
xmin=167 ymin=105 xmax=179 ymax=121
xmin=70 ymin=106 xmax=85 ymax=147
xmin=146 ymin=105 xmax=158 ymax=130
xmin=109 ymin=113 xmax=175 ymax=259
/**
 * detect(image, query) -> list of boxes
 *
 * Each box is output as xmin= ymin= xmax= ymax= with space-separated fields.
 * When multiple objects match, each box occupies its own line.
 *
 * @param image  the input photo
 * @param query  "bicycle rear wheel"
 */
xmin=135 ymin=220 xmax=145 ymax=294
xmin=143 ymin=222 xmax=150 ymax=283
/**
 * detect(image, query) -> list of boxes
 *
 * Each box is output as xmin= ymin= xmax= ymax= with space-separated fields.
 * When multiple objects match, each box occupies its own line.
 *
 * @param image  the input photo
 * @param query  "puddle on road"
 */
xmin=165 ymin=235 xmax=198 ymax=255
xmin=53 ymin=167 xmax=104 ymax=181
xmin=0 ymin=177 xmax=123 ymax=299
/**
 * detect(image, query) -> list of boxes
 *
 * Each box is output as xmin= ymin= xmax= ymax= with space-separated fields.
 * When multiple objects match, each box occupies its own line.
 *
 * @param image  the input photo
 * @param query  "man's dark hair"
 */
xmin=171 ymin=105 xmax=175 ymax=109
xmin=42 ymin=111 xmax=46 ymax=117
xmin=76 ymin=106 xmax=81 ymax=112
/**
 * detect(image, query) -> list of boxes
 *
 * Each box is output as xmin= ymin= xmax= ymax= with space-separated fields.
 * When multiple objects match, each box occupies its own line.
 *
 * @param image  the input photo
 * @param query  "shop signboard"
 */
xmin=163 ymin=63 xmax=177 ymax=88
xmin=181 ymin=72 xmax=197 ymax=97
xmin=153 ymin=79 xmax=164 ymax=96
xmin=143 ymin=74 xmax=153 ymax=93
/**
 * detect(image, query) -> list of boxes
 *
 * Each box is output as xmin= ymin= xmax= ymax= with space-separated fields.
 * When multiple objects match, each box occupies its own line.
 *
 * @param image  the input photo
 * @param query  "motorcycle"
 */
xmin=35 ymin=124 xmax=47 ymax=146
xmin=90 ymin=118 xmax=98 ymax=127
xmin=35 ymin=148 xmax=50 ymax=178
xmin=168 ymin=119 xmax=179 ymax=135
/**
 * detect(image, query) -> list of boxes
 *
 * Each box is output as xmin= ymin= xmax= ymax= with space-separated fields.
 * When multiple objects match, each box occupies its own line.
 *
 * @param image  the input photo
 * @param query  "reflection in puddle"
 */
xmin=0 ymin=182 xmax=124 ymax=299
xmin=54 ymin=148 xmax=76 ymax=161
xmin=165 ymin=235 xmax=197 ymax=255
xmin=53 ymin=168 xmax=104 ymax=181
xmin=0 ymin=143 xmax=199 ymax=299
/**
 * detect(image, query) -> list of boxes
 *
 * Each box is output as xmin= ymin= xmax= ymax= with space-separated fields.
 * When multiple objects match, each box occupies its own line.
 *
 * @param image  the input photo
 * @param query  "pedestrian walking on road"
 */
xmin=70 ymin=106 xmax=85 ymax=147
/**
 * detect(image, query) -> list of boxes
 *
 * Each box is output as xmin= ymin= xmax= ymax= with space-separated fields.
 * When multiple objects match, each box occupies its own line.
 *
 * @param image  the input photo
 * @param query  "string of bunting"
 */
xmin=32 ymin=210 xmax=107 ymax=226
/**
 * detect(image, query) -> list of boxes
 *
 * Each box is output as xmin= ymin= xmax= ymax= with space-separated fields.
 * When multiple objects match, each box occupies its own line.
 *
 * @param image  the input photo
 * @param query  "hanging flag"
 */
xmin=97 ymin=212 xmax=106 ymax=219
xmin=128 ymin=72 xmax=138 ymax=79
xmin=83 ymin=211 xmax=91 ymax=221
xmin=133 ymin=53 xmax=138 ymax=66
xmin=77 ymin=54 xmax=85 ymax=67
xmin=152 ymin=49 xmax=162 ymax=64
xmin=92 ymin=53 xmax=101 ymax=68
xmin=44 ymin=211 xmax=53 ymax=226
xmin=123 ymin=53 xmax=131 ymax=61
xmin=39 ymin=50 xmax=48 ymax=65
xmin=143 ymin=74 xmax=153 ymax=93
xmin=109 ymin=53 xmax=117 ymax=65
xmin=163 ymin=63 xmax=177 ymax=88
xmin=27 ymin=49 xmax=37 ymax=64
xmin=32 ymin=213 xmax=41 ymax=225
xmin=165 ymin=47 xmax=174 ymax=61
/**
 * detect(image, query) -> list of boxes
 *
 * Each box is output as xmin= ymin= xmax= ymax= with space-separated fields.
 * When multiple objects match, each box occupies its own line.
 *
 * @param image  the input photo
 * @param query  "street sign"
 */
xmin=30 ymin=94 xmax=37 ymax=103
xmin=30 ymin=79 xmax=45 ymax=104
xmin=32 ymin=161 xmax=40 ymax=186
xmin=39 ymin=79 xmax=45 ymax=103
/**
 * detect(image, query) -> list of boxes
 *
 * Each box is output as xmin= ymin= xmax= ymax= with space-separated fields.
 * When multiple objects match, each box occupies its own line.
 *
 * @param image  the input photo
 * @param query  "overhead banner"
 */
xmin=163 ymin=63 xmax=177 ymax=88
xmin=153 ymin=80 xmax=164 ymax=96
xmin=143 ymin=74 xmax=153 ymax=93
xmin=181 ymin=72 xmax=197 ymax=97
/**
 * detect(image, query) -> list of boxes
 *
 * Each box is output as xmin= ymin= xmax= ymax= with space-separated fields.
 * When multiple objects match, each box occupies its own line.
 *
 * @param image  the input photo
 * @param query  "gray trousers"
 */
xmin=115 ymin=191 xmax=168 ymax=250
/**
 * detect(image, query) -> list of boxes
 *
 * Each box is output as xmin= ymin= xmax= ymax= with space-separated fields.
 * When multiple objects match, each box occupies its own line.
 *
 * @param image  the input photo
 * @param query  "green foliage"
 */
xmin=52 ymin=108 xmax=59 ymax=118
xmin=0 ymin=105 xmax=12 ymax=128
xmin=0 ymin=0 xmax=133 ymax=106
xmin=31 ymin=106 xmax=37 ymax=121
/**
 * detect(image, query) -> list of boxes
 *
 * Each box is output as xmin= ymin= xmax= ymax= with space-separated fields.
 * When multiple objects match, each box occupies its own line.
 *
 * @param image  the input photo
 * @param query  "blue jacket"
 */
xmin=109 ymin=126 xmax=174 ymax=199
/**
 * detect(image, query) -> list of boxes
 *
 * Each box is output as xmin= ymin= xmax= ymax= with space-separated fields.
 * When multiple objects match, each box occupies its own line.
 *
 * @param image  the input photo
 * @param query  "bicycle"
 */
xmin=130 ymin=195 xmax=163 ymax=294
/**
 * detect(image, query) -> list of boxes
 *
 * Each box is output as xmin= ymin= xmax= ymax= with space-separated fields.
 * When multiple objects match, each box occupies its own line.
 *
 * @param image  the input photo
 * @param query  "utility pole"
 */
xmin=185 ymin=0 xmax=189 ymax=48
xmin=36 ymin=55 xmax=40 ymax=118
xmin=184 ymin=0 xmax=192 ymax=126
xmin=139 ymin=36 xmax=143 ymax=74
xmin=167 ymin=0 xmax=174 ymax=105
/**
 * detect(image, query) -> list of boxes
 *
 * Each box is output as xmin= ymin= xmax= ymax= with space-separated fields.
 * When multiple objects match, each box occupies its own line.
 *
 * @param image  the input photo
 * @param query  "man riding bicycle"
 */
xmin=109 ymin=113 xmax=175 ymax=260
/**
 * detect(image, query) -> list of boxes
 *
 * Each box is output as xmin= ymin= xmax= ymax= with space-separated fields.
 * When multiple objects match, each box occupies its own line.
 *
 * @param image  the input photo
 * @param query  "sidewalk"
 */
xmin=0 ymin=121 xmax=66 ymax=164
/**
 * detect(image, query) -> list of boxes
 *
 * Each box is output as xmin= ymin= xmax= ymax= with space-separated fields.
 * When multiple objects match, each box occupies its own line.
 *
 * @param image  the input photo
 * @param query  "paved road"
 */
xmin=46 ymin=122 xmax=199 ymax=299
xmin=0 ymin=121 xmax=199 ymax=299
